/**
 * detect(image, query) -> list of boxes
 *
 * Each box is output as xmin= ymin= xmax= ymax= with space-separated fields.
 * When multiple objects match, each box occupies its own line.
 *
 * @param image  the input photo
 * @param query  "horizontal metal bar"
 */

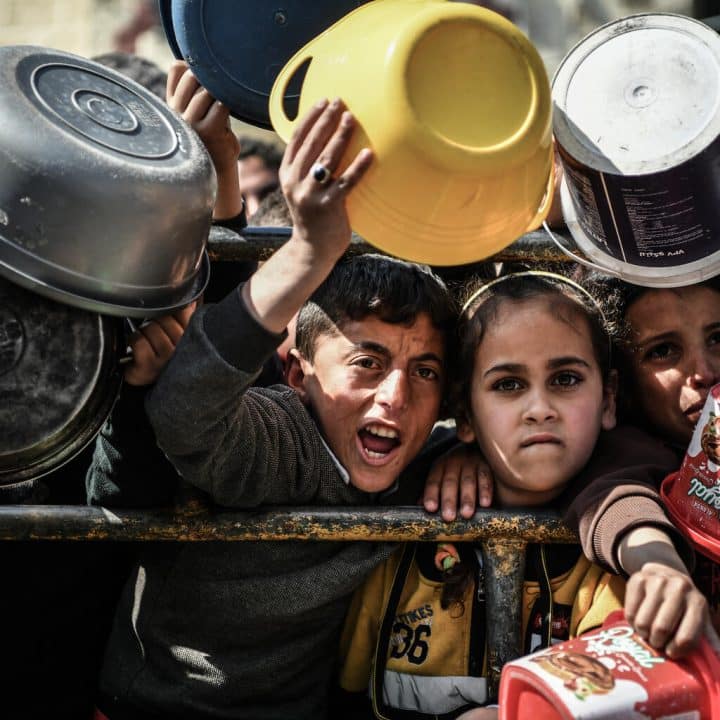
xmin=0 ymin=505 xmax=577 ymax=542
xmin=208 ymin=226 xmax=581 ymax=264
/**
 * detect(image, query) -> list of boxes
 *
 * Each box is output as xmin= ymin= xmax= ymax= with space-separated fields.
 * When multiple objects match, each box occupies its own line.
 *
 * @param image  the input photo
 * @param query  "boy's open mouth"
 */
xmin=358 ymin=424 xmax=400 ymax=459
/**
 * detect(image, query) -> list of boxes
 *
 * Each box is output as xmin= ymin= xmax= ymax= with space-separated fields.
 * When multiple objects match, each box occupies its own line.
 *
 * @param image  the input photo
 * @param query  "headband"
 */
xmin=461 ymin=270 xmax=608 ymax=329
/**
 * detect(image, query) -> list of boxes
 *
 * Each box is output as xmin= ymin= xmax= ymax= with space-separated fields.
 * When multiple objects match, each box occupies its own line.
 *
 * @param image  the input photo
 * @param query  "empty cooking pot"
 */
xmin=0 ymin=45 xmax=215 ymax=318
xmin=0 ymin=276 xmax=123 ymax=483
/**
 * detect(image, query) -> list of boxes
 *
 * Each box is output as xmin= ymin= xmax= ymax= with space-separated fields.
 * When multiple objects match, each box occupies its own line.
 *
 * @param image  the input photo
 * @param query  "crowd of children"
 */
xmin=5 ymin=47 xmax=720 ymax=718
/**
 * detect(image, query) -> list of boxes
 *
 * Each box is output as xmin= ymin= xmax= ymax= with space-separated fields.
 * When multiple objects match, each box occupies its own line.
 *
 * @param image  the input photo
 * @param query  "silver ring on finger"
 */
xmin=311 ymin=162 xmax=332 ymax=185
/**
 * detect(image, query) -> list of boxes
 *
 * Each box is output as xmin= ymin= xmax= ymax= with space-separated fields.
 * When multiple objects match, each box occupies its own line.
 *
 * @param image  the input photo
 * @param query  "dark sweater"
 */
xmin=92 ymin=289 xmax=397 ymax=720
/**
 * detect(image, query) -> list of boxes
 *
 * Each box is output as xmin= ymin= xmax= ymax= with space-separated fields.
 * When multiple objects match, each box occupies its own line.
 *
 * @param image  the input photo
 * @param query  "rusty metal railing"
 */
xmin=208 ymin=224 xmax=579 ymax=264
xmin=0 ymin=502 xmax=577 ymax=696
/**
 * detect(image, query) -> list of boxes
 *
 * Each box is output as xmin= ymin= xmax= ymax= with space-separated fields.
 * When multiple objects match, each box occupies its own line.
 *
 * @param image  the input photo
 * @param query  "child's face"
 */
xmin=287 ymin=312 xmax=445 ymax=494
xmin=458 ymin=298 xmax=616 ymax=507
xmin=625 ymin=286 xmax=720 ymax=447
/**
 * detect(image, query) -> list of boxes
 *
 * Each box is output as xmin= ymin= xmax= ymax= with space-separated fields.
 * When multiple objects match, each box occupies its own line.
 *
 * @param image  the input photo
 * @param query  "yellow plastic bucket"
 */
xmin=269 ymin=0 xmax=554 ymax=266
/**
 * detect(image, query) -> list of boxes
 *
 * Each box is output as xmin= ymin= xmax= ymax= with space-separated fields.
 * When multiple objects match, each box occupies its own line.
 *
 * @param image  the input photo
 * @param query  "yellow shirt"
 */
xmin=339 ymin=542 xmax=625 ymax=718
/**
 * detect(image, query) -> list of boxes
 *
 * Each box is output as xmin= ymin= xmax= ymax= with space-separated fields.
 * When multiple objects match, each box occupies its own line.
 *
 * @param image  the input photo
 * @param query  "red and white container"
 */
xmin=499 ymin=610 xmax=720 ymax=719
xmin=662 ymin=384 xmax=720 ymax=564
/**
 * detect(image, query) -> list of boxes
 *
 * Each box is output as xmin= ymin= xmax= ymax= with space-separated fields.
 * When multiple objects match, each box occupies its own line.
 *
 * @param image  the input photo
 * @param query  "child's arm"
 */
xmin=618 ymin=527 xmax=717 ymax=658
xmin=144 ymin=102 xmax=372 ymax=506
xmin=242 ymin=99 xmax=372 ymax=334
xmin=166 ymin=60 xmax=243 ymax=221
xmin=562 ymin=425 xmax=709 ymax=656
xmin=562 ymin=425 xmax=692 ymax=575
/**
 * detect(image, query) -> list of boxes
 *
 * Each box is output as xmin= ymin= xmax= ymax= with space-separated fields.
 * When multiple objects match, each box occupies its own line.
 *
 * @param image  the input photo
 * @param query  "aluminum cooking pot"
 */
xmin=159 ymin=0 xmax=368 ymax=128
xmin=0 ymin=45 xmax=215 ymax=318
xmin=0 ymin=276 xmax=123 ymax=483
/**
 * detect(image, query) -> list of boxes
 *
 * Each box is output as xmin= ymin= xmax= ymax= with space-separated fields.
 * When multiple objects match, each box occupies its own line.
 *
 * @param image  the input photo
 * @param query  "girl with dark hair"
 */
xmin=339 ymin=272 xmax=637 ymax=720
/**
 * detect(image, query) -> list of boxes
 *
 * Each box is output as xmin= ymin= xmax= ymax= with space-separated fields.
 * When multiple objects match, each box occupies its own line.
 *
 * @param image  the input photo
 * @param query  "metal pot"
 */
xmin=0 ymin=277 xmax=123 ymax=483
xmin=0 ymin=45 xmax=215 ymax=318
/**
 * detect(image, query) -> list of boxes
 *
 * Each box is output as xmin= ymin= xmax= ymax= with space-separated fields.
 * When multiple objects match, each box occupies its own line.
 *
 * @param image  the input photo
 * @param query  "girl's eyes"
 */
xmin=491 ymin=373 xmax=582 ymax=391
xmin=551 ymin=371 xmax=582 ymax=387
xmin=492 ymin=378 xmax=523 ymax=392
xmin=708 ymin=330 xmax=720 ymax=348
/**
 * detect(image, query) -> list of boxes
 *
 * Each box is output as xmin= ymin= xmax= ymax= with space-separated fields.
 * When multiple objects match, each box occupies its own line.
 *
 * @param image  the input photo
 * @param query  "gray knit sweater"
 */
xmin=94 ymin=288 xmax=397 ymax=719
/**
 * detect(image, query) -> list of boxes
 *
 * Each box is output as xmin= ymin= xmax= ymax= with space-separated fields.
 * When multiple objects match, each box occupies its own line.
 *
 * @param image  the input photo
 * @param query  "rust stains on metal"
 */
xmin=0 ymin=506 xmax=578 ymax=542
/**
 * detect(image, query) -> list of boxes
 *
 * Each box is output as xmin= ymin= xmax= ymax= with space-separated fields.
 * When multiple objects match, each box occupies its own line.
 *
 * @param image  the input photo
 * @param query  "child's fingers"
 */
xmin=123 ymin=335 xmax=154 ymax=385
xmin=309 ymin=109 xmax=355 ymax=181
xmin=664 ymin=596 xmax=706 ymax=658
xmin=627 ymin=579 xmax=663 ymax=640
xmin=166 ymin=60 xmax=188 ymax=103
xmin=182 ymin=88 xmax=216 ymax=125
xmin=169 ymin=67 xmax=202 ymax=113
xmin=291 ymin=99 xmax=346 ymax=180
xmin=646 ymin=594 xmax=685 ymax=650
xmin=173 ymin=300 xmax=198 ymax=330
xmin=137 ymin=321 xmax=176 ymax=360
xmin=201 ymin=100 xmax=231 ymax=132
xmin=152 ymin=314 xmax=187 ymax=346
xmin=332 ymin=147 xmax=373 ymax=195
xmin=282 ymin=99 xmax=329 ymax=168
xmin=124 ymin=331 xmax=164 ymax=386
xmin=623 ymin=572 xmax=647 ymax=624
xmin=440 ymin=470 xmax=461 ymax=522
xmin=459 ymin=464 xmax=480 ymax=519
xmin=422 ymin=467 xmax=442 ymax=514
xmin=475 ymin=461 xmax=493 ymax=508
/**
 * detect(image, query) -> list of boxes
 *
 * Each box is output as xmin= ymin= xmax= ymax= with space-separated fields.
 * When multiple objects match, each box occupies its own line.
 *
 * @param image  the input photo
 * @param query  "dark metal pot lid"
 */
xmin=159 ymin=0 xmax=368 ymax=129
xmin=0 ymin=277 xmax=123 ymax=483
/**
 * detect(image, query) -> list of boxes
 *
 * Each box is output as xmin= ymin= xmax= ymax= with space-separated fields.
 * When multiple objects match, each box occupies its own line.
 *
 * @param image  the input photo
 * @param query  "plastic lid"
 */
xmin=162 ymin=0 xmax=367 ymax=128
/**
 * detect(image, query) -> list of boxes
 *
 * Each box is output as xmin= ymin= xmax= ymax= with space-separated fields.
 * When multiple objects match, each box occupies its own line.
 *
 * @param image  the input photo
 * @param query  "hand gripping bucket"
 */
xmin=499 ymin=610 xmax=720 ymax=719
xmin=551 ymin=14 xmax=720 ymax=287
xmin=269 ymin=0 xmax=554 ymax=266
xmin=662 ymin=383 xmax=720 ymax=564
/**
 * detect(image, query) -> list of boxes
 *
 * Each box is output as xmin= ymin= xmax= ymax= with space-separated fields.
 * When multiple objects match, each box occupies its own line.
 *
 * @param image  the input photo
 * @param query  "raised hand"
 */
xmin=242 ymin=100 xmax=372 ymax=335
xmin=166 ymin=60 xmax=242 ymax=219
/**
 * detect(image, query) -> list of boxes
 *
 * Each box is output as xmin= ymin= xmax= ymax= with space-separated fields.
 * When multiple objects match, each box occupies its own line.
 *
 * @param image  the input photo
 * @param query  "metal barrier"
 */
xmin=5 ymin=224 xmax=583 ymax=698
xmin=208 ymin=224 xmax=578 ymax=264
xmin=0 ymin=502 xmax=577 ymax=696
